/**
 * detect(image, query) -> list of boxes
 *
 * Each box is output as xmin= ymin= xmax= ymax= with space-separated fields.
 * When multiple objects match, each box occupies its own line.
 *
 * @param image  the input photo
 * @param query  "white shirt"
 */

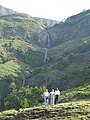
xmin=50 ymin=91 xmax=55 ymax=96
xmin=44 ymin=92 xmax=49 ymax=97
xmin=55 ymin=90 xmax=60 ymax=96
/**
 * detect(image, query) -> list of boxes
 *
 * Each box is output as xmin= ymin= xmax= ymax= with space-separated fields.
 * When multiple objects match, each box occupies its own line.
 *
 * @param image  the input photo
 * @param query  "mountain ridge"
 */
xmin=37 ymin=9 xmax=90 ymax=48
xmin=0 ymin=5 xmax=18 ymax=16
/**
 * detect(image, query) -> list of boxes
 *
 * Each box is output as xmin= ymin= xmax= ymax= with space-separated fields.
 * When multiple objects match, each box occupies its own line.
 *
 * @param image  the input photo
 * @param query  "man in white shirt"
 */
xmin=43 ymin=89 xmax=49 ymax=106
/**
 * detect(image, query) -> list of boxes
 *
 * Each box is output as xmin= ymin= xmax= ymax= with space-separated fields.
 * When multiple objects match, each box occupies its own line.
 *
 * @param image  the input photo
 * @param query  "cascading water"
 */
xmin=44 ymin=49 xmax=48 ymax=63
xmin=22 ymin=79 xmax=26 ymax=87
xmin=22 ymin=71 xmax=30 ymax=87
xmin=47 ymin=32 xmax=50 ymax=48
xmin=43 ymin=31 xmax=50 ymax=63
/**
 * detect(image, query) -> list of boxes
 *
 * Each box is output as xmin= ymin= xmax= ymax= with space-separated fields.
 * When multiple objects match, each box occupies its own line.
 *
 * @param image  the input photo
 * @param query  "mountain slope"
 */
xmin=0 ymin=5 xmax=59 ymax=42
xmin=26 ymin=36 xmax=90 ymax=89
xmin=37 ymin=9 xmax=90 ymax=48
xmin=0 ymin=7 xmax=90 ymax=90
xmin=0 ymin=13 xmax=45 ymax=41
xmin=0 ymin=6 xmax=90 ymax=112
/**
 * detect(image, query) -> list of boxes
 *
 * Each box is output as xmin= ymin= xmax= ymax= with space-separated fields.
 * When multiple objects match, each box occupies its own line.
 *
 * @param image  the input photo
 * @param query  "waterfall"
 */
xmin=22 ymin=71 xmax=30 ymax=87
xmin=43 ymin=30 xmax=51 ymax=63
xmin=44 ymin=49 xmax=48 ymax=63
xmin=47 ymin=31 xmax=50 ymax=48
xmin=22 ymin=79 xmax=26 ymax=87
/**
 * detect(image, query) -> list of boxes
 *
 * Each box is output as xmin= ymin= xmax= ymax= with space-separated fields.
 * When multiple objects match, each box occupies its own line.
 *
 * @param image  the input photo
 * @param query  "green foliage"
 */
xmin=0 ymin=13 xmax=45 ymax=40
xmin=0 ymin=47 xmax=14 ymax=63
xmin=4 ymin=86 xmax=46 ymax=110
xmin=9 ymin=81 xmax=16 ymax=92
xmin=0 ymin=60 xmax=20 ymax=78
xmin=60 ymin=84 xmax=90 ymax=102
xmin=76 ymin=85 xmax=90 ymax=98
xmin=0 ymin=40 xmax=44 ymax=67
xmin=5 ymin=91 xmax=21 ymax=110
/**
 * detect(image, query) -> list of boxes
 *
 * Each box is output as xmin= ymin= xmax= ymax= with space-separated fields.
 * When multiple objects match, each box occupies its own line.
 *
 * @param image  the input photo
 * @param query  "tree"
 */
xmin=9 ymin=81 xmax=16 ymax=92
xmin=4 ymin=86 xmax=46 ymax=110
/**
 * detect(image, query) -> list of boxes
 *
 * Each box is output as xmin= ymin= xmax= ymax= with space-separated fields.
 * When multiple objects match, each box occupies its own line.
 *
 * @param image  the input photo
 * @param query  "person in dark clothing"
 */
xmin=55 ymin=88 xmax=60 ymax=104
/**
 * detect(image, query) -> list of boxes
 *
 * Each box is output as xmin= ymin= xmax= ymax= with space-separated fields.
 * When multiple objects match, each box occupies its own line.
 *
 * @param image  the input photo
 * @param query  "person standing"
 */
xmin=43 ymin=89 xmax=49 ymax=106
xmin=50 ymin=89 xmax=55 ymax=105
xmin=55 ymin=88 xmax=60 ymax=104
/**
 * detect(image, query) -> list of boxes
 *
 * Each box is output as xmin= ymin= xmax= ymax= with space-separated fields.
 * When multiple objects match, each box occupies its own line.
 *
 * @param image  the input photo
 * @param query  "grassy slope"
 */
xmin=0 ymin=13 xmax=45 ymax=40
xmin=60 ymin=84 xmax=90 ymax=102
xmin=0 ymin=39 xmax=45 ymax=78
xmin=0 ymin=36 xmax=90 ymax=90
xmin=26 ymin=37 xmax=90 ymax=89
xmin=0 ymin=82 xmax=90 ymax=120
xmin=0 ymin=101 xmax=90 ymax=120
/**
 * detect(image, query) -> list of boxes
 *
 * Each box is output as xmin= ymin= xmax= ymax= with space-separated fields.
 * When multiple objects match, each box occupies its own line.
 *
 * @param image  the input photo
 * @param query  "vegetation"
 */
xmin=0 ymin=60 xmax=20 ymax=78
xmin=0 ymin=6 xmax=90 ymax=118
xmin=0 ymin=101 xmax=90 ymax=120
xmin=24 ymin=37 xmax=90 ymax=90
xmin=60 ymin=84 xmax=90 ymax=102
xmin=4 ymin=86 xmax=46 ymax=110
xmin=0 ymin=13 xmax=46 ymax=40
xmin=0 ymin=39 xmax=45 ymax=111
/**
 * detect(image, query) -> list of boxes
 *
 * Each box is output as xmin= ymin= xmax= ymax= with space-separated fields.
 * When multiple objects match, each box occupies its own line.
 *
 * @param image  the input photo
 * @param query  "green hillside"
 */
xmin=0 ymin=6 xmax=90 ymax=113
xmin=0 ymin=39 xmax=45 ymax=111
xmin=26 ymin=37 xmax=90 ymax=89
xmin=0 ymin=13 xmax=45 ymax=41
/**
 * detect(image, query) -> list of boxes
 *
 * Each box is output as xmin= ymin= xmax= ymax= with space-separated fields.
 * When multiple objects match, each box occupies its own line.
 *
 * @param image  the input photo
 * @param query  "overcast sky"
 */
xmin=0 ymin=0 xmax=90 ymax=21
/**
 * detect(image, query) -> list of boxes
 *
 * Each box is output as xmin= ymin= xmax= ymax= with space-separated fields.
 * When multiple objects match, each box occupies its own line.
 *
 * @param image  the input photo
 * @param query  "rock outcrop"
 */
xmin=34 ymin=17 xmax=59 ymax=27
xmin=0 ymin=5 xmax=18 ymax=16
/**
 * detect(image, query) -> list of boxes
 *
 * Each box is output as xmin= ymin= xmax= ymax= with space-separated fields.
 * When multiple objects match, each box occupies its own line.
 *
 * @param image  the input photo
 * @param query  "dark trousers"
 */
xmin=55 ymin=95 xmax=59 ymax=104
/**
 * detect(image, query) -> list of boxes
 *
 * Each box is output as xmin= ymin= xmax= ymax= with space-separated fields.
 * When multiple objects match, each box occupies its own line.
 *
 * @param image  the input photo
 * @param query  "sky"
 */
xmin=0 ymin=0 xmax=90 ymax=21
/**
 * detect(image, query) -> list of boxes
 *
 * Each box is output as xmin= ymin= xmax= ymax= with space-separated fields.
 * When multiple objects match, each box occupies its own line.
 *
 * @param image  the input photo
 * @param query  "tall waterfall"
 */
xmin=22 ymin=79 xmax=26 ymax=87
xmin=43 ymin=30 xmax=51 ymax=63
xmin=47 ymin=32 xmax=50 ymax=48
xmin=44 ymin=49 xmax=48 ymax=63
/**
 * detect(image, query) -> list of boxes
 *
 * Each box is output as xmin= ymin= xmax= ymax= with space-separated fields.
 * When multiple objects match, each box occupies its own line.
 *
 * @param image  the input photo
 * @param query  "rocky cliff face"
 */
xmin=34 ymin=17 xmax=59 ymax=27
xmin=0 ymin=5 xmax=18 ymax=16
xmin=38 ymin=30 xmax=51 ymax=48
xmin=37 ymin=9 xmax=90 ymax=48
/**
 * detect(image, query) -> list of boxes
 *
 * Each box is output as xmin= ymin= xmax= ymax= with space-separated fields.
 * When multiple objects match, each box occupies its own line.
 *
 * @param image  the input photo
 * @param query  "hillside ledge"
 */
xmin=0 ymin=101 xmax=90 ymax=120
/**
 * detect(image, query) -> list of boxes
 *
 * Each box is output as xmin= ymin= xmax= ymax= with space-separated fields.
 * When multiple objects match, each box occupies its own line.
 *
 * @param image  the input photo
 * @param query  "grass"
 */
xmin=60 ymin=84 xmax=90 ymax=102
xmin=0 ymin=101 xmax=90 ymax=120
xmin=0 ymin=109 xmax=18 ymax=119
